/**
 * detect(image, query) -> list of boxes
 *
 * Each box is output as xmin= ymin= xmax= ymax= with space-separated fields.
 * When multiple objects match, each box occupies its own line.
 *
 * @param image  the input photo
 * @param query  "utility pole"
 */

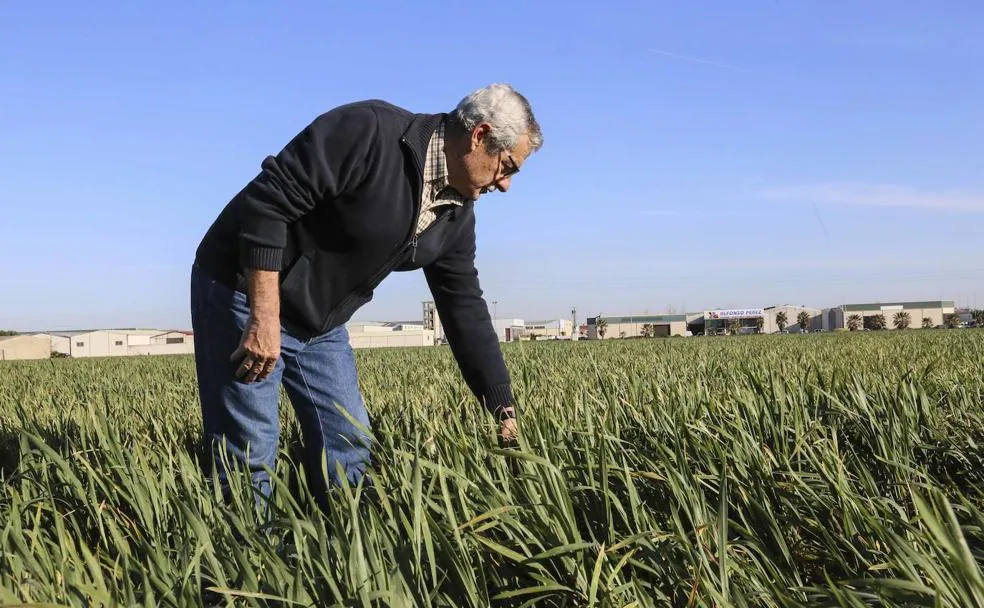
xmin=571 ymin=306 xmax=577 ymax=340
xmin=493 ymin=300 xmax=498 ymax=320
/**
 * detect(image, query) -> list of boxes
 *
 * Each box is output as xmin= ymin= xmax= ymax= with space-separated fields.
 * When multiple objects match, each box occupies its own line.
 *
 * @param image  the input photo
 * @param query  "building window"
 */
xmin=75 ymin=342 xmax=84 ymax=347
xmin=115 ymin=341 xmax=123 ymax=346
xmin=166 ymin=337 xmax=184 ymax=344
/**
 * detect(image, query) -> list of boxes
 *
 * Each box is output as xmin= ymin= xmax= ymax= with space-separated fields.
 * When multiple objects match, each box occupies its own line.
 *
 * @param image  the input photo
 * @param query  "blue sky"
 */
xmin=2 ymin=1 xmax=982 ymax=331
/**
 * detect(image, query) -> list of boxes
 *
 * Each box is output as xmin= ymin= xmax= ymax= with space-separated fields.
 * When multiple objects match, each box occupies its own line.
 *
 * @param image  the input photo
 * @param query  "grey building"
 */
xmin=824 ymin=301 xmax=955 ymax=330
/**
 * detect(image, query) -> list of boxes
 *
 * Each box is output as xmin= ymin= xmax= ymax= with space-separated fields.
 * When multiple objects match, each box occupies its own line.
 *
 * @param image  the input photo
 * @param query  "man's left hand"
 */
xmin=499 ymin=417 xmax=518 ymax=445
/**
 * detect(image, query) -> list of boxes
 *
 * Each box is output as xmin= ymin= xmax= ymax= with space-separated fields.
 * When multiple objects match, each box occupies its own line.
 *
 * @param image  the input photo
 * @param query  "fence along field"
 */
xmin=1 ymin=331 xmax=983 ymax=607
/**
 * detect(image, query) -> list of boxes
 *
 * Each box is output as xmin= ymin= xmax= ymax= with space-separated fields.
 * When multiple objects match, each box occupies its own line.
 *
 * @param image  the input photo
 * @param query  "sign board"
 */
xmin=705 ymin=308 xmax=763 ymax=320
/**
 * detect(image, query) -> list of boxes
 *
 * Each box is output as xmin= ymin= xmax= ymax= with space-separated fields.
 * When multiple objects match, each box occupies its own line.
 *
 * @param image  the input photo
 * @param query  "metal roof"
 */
xmin=589 ymin=314 xmax=688 ymax=324
xmin=841 ymin=301 xmax=954 ymax=312
xmin=38 ymin=330 xmax=95 ymax=337
xmin=0 ymin=334 xmax=48 ymax=342
xmin=26 ymin=328 xmax=191 ymax=338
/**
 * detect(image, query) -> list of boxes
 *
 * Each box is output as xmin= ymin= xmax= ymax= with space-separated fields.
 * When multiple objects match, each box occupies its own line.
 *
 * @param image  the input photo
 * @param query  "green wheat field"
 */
xmin=2 ymin=331 xmax=984 ymax=607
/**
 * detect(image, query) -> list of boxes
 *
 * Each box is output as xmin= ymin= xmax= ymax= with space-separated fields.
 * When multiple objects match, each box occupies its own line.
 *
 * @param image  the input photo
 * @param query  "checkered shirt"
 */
xmin=416 ymin=122 xmax=469 ymax=235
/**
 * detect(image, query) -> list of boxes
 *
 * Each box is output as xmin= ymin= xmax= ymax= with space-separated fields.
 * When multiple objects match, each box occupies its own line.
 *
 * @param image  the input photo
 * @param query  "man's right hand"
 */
xmin=230 ymin=268 xmax=282 ymax=383
xmin=231 ymin=315 xmax=281 ymax=382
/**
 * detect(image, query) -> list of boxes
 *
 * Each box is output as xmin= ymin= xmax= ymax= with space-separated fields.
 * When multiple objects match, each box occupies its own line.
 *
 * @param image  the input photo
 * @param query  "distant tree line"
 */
xmin=845 ymin=310 xmax=982 ymax=331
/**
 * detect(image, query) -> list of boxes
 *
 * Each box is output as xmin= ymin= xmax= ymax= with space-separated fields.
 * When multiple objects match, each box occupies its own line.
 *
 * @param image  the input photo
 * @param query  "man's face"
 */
xmin=447 ymin=123 xmax=532 ymax=200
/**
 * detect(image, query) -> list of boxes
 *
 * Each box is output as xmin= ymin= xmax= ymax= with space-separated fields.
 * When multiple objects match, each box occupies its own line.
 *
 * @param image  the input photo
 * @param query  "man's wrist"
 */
xmin=482 ymin=383 xmax=515 ymax=416
xmin=495 ymin=405 xmax=516 ymax=421
xmin=246 ymin=268 xmax=281 ymax=320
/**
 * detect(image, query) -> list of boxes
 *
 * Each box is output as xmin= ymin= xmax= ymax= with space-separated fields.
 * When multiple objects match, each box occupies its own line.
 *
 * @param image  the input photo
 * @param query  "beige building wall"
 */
xmin=128 ymin=344 xmax=195 ymax=355
xmin=128 ymin=332 xmax=195 ymax=355
xmin=126 ymin=334 xmax=153 ymax=347
xmin=761 ymin=306 xmax=823 ymax=333
xmin=492 ymin=319 xmax=526 ymax=342
xmin=68 ymin=332 xmax=95 ymax=357
xmin=906 ymin=307 xmax=949 ymax=328
xmin=838 ymin=303 xmax=955 ymax=329
xmin=612 ymin=320 xmax=687 ymax=338
xmin=524 ymin=319 xmax=574 ymax=339
xmin=149 ymin=331 xmax=192 ymax=345
xmin=33 ymin=333 xmax=70 ymax=355
xmin=24 ymin=330 xmax=195 ymax=358
xmin=348 ymin=329 xmax=435 ymax=349
xmin=0 ymin=335 xmax=52 ymax=360
xmin=588 ymin=316 xmax=688 ymax=339
xmin=69 ymin=331 xmax=130 ymax=358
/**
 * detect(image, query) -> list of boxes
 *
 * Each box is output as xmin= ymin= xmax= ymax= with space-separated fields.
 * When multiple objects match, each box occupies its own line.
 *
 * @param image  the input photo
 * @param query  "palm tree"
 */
xmin=870 ymin=314 xmax=886 ymax=331
xmin=595 ymin=316 xmax=608 ymax=339
xmin=727 ymin=319 xmax=741 ymax=335
xmin=893 ymin=311 xmax=911 ymax=330
xmin=847 ymin=314 xmax=863 ymax=331
xmin=797 ymin=311 xmax=811 ymax=333
xmin=945 ymin=313 xmax=962 ymax=329
xmin=754 ymin=317 xmax=765 ymax=333
xmin=922 ymin=317 xmax=933 ymax=329
xmin=973 ymin=310 xmax=984 ymax=328
xmin=776 ymin=311 xmax=788 ymax=332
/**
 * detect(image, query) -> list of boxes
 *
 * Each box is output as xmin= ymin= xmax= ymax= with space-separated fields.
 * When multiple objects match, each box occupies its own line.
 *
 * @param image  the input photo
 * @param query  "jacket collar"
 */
xmin=401 ymin=112 xmax=447 ymax=173
xmin=401 ymin=112 xmax=475 ymax=208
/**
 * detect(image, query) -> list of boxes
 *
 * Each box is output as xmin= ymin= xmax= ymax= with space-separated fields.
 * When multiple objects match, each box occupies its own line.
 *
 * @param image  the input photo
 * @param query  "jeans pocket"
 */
xmin=193 ymin=265 xmax=249 ymax=324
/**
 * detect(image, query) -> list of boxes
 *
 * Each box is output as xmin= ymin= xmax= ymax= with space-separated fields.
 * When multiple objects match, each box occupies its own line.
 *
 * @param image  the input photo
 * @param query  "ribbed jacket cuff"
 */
xmin=481 ymin=383 xmax=515 ymax=418
xmin=241 ymin=246 xmax=283 ymax=271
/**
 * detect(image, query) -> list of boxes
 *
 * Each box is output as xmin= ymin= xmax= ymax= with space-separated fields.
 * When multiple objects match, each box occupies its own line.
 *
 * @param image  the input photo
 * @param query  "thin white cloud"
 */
xmin=646 ymin=48 xmax=806 ymax=86
xmin=638 ymin=208 xmax=753 ymax=218
xmin=647 ymin=48 xmax=749 ymax=72
xmin=759 ymin=182 xmax=984 ymax=212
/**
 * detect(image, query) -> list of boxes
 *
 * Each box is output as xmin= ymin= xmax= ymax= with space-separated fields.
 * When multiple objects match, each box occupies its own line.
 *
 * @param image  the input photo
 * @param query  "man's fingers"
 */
xmin=234 ymin=355 xmax=254 ymax=379
xmin=256 ymin=359 xmax=277 ymax=381
xmin=499 ymin=418 xmax=518 ymax=446
xmin=235 ymin=353 xmax=278 ymax=382
xmin=230 ymin=345 xmax=245 ymax=363
xmin=244 ymin=358 xmax=264 ymax=383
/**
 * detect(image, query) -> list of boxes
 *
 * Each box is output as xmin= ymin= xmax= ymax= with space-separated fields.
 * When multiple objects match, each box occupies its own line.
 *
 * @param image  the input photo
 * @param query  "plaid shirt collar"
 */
xmin=415 ymin=120 xmax=471 ymax=235
xmin=423 ymin=122 xmax=452 ymax=190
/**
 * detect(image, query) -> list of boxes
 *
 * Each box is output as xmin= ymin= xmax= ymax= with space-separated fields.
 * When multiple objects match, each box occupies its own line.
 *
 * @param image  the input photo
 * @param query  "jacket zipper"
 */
xmin=321 ymin=135 xmax=426 ymax=332
xmin=411 ymin=209 xmax=452 ymax=263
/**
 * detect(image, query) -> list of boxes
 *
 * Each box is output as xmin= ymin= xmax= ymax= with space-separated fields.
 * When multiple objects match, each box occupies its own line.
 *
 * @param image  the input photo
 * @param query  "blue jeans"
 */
xmin=189 ymin=264 xmax=371 ymax=512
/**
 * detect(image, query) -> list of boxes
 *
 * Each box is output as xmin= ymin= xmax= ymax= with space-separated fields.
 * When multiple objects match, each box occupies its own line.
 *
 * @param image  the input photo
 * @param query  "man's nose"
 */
xmin=495 ymin=176 xmax=512 ymax=192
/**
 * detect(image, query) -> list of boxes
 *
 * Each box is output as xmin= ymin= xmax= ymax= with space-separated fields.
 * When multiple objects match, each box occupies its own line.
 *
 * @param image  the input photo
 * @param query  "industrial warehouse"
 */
xmin=0 ymin=301 xmax=579 ymax=360
xmin=0 ymin=299 xmax=969 ymax=361
xmin=587 ymin=300 xmax=962 ymax=338
xmin=0 ymin=328 xmax=195 ymax=360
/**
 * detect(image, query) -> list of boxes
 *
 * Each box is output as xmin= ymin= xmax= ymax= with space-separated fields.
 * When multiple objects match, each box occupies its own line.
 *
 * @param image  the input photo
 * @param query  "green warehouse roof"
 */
xmin=841 ymin=301 xmax=954 ymax=312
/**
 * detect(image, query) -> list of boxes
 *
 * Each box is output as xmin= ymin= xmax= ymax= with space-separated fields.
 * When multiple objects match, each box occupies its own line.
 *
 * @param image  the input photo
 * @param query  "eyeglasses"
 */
xmin=500 ymin=152 xmax=520 ymax=178
xmin=481 ymin=151 xmax=521 ymax=195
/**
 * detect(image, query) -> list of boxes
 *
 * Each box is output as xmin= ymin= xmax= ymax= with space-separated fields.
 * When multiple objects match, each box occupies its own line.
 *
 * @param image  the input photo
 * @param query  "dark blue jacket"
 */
xmin=194 ymin=100 xmax=514 ymax=415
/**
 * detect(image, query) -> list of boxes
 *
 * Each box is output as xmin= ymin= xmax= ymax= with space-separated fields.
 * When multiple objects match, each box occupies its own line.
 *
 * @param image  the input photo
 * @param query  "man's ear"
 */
xmin=470 ymin=123 xmax=491 ymax=152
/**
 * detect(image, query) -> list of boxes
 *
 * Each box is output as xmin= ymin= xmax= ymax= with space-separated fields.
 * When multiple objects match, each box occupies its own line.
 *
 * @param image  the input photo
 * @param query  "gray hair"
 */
xmin=451 ymin=83 xmax=543 ymax=154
